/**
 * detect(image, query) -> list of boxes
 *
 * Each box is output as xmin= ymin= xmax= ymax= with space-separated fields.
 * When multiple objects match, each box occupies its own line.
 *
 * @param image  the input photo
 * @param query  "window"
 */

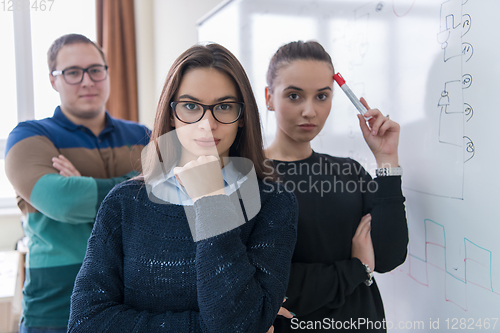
xmin=30 ymin=2 xmax=96 ymax=119
xmin=0 ymin=10 xmax=19 ymax=209
xmin=0 ymin=1 xmax=96 ymax=212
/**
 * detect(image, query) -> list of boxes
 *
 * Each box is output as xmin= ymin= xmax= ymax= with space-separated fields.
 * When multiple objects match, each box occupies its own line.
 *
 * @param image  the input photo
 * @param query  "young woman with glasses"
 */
xmin=67 ymin=43 xmax=298 ymax=333
xmin=264 ymin=41 xmax=408 ymax=332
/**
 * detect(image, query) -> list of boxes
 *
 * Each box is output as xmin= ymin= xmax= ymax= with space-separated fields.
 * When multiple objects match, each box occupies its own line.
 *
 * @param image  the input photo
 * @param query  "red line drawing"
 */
xmin=392 ymin=0 xmax=416 ymax=17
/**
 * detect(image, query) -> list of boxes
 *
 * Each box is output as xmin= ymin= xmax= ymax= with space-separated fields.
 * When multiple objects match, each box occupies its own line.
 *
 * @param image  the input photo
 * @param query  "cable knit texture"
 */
xmin=68 ymin=179 xmax=298 ymax=333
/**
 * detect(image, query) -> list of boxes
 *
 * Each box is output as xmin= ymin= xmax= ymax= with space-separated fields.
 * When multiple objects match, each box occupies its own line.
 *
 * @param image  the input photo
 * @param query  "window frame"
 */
xmin=0 ymin=9 xmax=35 ymax=214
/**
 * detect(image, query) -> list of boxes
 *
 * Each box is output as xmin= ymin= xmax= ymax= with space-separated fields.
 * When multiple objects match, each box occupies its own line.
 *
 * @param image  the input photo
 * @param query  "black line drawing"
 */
xmin=438 ymin=80 xmax=466 ymax=147
xmin=439 ymin=80 xmax=462 ymax=114
xmin=437 ymin=1 xmax=472 ymax=62
xmin=461 ymin=14 xmax=471 ymax=36
xmin=462 ymin=42 xmax=474 ymax=62
xmin=464 ymin=103 xmax=473 ymax=122
xmin=462 ymin=73 xmax=472 ymax=88
xmin=345 ymin=3 xmax=371 ymax=68
xmin=463 ymin=136 xmax=475 ymax=162
xmin=433 ymin=0 xmax=474 ymax=197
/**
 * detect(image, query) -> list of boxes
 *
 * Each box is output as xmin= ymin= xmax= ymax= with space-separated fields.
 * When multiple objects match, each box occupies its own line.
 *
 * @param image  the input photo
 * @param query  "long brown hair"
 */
xmin=144 ymin=43 xmax=270 ymax=181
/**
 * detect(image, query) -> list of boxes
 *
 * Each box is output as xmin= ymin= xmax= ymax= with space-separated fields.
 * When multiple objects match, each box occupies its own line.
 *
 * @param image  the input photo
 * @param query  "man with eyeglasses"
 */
xmin=5 ymin=33 xmax=150 ymax=333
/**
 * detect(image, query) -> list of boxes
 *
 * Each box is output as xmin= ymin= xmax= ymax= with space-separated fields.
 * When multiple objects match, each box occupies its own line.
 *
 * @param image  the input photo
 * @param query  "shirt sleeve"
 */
xmin=360 ymin=170 xmax=409 ymax=273
xmin=281 ymin=159 xmax=408 ymax=317
xmin=283 ymin=258 xmax=368 ymax=316
xmin=5 ymin=124 xmax=139 ymax=224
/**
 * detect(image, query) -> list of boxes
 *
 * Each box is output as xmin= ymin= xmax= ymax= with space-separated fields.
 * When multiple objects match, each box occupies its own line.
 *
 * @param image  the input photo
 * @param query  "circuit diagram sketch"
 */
xmin=437 ymin=0 xmax=474 ymax=165
xmin=339 ymin=3 xmax=372 ymax=69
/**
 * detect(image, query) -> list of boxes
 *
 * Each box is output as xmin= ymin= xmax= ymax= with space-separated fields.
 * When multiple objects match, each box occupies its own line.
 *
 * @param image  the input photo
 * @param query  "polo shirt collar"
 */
xmin=52 ymin=106 xmax=115 ymax=134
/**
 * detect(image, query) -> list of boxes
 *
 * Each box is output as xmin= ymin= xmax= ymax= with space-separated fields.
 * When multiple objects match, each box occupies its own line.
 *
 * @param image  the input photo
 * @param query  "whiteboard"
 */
xmin=199 ymin=0 xmax=500 ymax=331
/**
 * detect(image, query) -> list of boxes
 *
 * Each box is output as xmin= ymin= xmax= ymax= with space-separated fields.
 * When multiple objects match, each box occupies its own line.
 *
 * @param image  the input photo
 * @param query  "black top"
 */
xmin=269 ymin=151 xmax=408 ymax=332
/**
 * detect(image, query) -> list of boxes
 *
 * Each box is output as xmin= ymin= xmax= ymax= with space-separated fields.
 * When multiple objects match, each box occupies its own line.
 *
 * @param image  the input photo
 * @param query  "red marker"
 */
xmin=333 ymin=72 xmax=367 ymax=117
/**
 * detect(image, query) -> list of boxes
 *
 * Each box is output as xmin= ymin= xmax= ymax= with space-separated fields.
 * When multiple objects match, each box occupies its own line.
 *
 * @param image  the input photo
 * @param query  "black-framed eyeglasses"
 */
xmin=51 ymin=65 xmax=109 ymax=85
xmin=170 ymin=101 xmax=244 ymax=124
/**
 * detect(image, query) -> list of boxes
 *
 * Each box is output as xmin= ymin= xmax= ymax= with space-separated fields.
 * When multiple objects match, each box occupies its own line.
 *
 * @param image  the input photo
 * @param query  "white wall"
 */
xmin=0 ymin=213 xmax=23 ymax=251
xmin=135 ymin=0 xmax=224 ymax=129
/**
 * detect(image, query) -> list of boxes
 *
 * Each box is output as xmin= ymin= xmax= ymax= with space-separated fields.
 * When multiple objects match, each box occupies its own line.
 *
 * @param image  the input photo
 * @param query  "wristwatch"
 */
xmin=375 ymin=166 xmax=402 ymax=177
xmin=362 ymin=263 xmax=374 ymax=286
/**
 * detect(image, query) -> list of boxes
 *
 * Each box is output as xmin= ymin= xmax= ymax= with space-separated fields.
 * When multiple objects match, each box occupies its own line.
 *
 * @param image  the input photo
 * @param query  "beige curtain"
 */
xmin=96 ymin=0 xmax=139 ymax=122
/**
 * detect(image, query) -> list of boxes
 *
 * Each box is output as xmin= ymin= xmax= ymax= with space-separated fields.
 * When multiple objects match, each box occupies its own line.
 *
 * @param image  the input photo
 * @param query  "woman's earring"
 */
xmin=267 ymin=105 xmax=273 ymax=111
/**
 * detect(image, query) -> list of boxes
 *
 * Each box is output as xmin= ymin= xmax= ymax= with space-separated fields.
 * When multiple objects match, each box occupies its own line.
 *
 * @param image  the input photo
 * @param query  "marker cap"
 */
xmin=333 ymin=73 xmax=346 ymax=86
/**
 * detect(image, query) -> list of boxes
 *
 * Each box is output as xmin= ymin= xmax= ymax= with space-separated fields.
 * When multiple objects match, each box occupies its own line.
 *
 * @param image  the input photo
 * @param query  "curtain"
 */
xmin=96 ymin=0 xmax=138 ymax=122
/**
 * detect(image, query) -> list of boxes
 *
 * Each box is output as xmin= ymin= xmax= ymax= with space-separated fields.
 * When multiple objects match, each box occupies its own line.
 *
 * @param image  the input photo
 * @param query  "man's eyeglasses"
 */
xmin=51 ymin=65 xmax=109 ymax=85
xmin=170 ymin=101 xmax=244 ymax=124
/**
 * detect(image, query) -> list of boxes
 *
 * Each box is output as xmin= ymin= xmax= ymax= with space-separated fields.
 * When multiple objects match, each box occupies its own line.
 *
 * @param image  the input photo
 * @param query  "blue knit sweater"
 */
xmin=68 ymin=179 xmax=298 ymax=333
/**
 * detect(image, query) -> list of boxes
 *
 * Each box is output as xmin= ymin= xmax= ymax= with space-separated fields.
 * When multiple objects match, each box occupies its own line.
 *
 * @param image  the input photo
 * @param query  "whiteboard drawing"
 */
xmin=438 ymin=80 xmax=464 ymax=147
xmin=437 ymin=0 xmax=472 ymax=62
xmin=465 ymin=239 xmax=493 ymax=292
xmin=408 ymin=219 xmax=499 ymax=311
xmin=392 ymin=0 xmax=416 ymax=17
xmin=342 ymin=3 xmax=371 ymax=69
xmin=463 ymin=136 xmax=475 ymax=162
xmin=403 ymin=0 xmax=474 ymax=199
xmin=436 ymin=0 xmax=475 ymax=175
xmin=437 ymin=75 xmax=473 ymax=148
xmin=198 ymin=0 xmax=500 ymax=324
xmin=464 ymin=103 xmax=473 ymax=122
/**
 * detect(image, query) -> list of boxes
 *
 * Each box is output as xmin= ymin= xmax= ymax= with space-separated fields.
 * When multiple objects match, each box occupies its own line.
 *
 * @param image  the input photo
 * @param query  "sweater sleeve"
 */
xmin=194 ymin=191 xmax=298 ymax=333
xmin=283 ymin=258 xmax=368 ymax=316
xmin=5 ymin=124 xmax=139 ymax=224
xmin=67 ymin=190 xmax=202 ymax=333
xmin=361 ymin=173 xmax=409 ymax=273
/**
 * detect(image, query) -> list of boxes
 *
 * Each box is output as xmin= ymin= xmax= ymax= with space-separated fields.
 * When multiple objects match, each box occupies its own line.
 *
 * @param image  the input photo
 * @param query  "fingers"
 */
xmin=360 ymin=97 xmax=370 ymax=110
xmin=377 ymin=118 xmax=392 ymax=136
xmin=360 ymin=213 xmax=371 ymax=224
xmin=363 ymin=108 xmax=399 ymax=137
xmin=52 ymin=155 xmax=81 ymax=177
xmin=173 ymin=167 xmax=184 ymax=187
xmin=52 ymin=155 xmax=71 ymax=169
xmin=175 ymin=155 xmax=220 ymax=172
xmin=59 ymin=170 xmax=72 ymax=177
xmin=379 ymin=117 xmax=401 ymax=137
xmin=357 ymin=114 xmax=371 ymax=138
xmin=366 ymin=111 xmax=387 ymax=136
xmin=359 ymin=100 xmax=389 ymax=136
xmin=354 ymin=214 xmax=371 ymax=238
xmin=278 ymin=306 xmax=294 ymax=319
xmin=359 ymin=218 xmax=371 ymax=238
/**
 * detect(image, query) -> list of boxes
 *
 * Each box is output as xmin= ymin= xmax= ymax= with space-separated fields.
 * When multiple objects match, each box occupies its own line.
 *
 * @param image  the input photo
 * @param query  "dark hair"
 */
xmin=144 ymin=43 xmax=271 ymax=181
xmin=47 ymin=33 xmax=107 ymax=72
xmin=266 ymin=40 xmax=334 ymax=92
